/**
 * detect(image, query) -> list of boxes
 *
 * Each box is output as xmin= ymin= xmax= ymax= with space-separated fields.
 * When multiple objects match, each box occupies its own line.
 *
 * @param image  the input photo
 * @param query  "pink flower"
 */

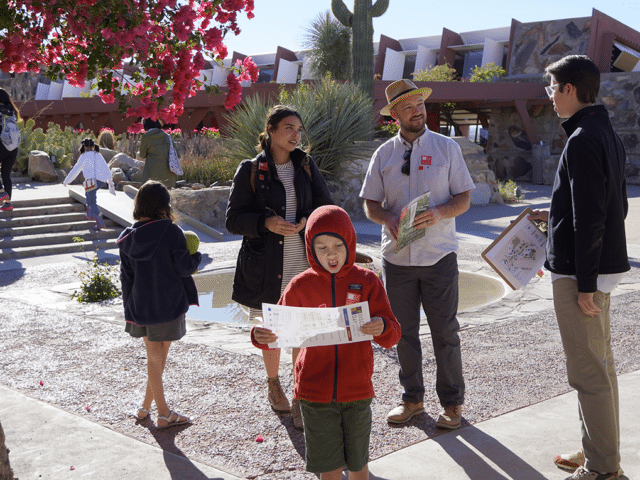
xmin=256 ymin=435 xmax=264 ymax=443
xmin=127 ymin=123 xmax=145 ymax=134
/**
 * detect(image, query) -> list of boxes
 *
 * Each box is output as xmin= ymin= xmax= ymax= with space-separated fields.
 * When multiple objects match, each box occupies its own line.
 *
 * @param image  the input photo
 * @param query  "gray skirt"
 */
xmin=125 ymin=314 xmax=186 ymax=342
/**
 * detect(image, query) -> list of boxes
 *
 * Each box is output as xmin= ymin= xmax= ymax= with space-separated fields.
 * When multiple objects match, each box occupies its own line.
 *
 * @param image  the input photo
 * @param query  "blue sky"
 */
xmin=223 ymin=0 xmax=640 ymax=58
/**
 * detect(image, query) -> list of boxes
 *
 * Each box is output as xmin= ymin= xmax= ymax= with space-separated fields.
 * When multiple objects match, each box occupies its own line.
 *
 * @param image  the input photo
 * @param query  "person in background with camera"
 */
xmin=62 ymin=138 xmax=115 ymax=231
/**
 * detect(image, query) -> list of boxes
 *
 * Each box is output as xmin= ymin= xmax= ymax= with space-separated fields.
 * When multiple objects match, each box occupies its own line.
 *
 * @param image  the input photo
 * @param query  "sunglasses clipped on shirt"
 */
xmin=402 ymin=148 xmax=412 ymax=175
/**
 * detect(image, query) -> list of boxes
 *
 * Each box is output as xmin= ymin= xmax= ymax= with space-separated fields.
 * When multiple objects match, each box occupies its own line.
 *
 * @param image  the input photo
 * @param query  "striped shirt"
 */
xmin=249 ymin=160 xmax=309 ymax=321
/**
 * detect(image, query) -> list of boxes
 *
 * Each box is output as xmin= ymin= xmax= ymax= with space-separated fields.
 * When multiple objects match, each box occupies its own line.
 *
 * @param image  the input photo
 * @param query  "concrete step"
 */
xmin=0 ymin=219 xmax=119 ymax=238
xmin=0 ymin=211 xmax=89 ymax=227
xmin=12 ymin=197 xmax=78 ymax=208
xmin=1 ymin=203 xmax=85 ymax=218
xmin=0 ymin=237 xmax=119 ymax=260
xmin=0 ymin=227 xmax=122 ymax=249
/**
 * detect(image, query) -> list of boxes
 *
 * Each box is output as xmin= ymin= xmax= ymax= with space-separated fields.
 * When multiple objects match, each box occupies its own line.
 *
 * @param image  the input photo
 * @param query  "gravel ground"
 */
xmin=1 ymin=248 xmax=639 ymax=479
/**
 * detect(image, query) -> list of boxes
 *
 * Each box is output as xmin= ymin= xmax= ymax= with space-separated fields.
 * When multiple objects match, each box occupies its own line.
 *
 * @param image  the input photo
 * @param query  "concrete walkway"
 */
xmin=1 ymin=182 xmax=639 ymax=479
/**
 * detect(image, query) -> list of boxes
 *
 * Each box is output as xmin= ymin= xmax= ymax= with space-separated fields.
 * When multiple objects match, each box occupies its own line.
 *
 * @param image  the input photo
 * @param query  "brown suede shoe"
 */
xmin=386 ymin=401 xmax=425 ymax=424
xmin=267 ymin=376 xmax=291 ymax=412
xmin=291 ymin=399 xmax=303 ymax=430
xmin=436 ymin=405 xmax=462 ymax=429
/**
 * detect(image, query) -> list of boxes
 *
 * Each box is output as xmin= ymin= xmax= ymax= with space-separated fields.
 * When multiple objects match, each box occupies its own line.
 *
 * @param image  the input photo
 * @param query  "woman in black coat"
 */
xmin=226 ymin=105 xmax=333 ymax=428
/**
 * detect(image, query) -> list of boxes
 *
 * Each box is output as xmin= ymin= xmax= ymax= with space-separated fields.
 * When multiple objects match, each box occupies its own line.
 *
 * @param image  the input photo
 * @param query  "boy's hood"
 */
xmin=305 ymin=205 xmax=356 ymax=278
xmin=116 ymin=219 xmax=173 ymax=261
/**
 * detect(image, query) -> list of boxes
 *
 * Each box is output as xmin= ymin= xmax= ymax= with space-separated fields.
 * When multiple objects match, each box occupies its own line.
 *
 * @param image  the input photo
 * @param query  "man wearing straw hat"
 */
xmin=360 ymin=79 xmax=474 ymax=427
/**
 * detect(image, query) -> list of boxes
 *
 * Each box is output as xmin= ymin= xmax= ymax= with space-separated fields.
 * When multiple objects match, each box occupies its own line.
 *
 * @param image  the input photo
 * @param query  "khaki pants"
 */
xmin=553 ymin=277 xmax=620 ymax=473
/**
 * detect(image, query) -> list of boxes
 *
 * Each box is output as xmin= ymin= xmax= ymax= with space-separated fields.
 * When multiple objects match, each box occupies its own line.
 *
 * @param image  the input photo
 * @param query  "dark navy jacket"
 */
xmin=117 ymin=219 xmax=201 ymax=325
xmin=225 ymin=148 xmax=333 ymax=309
xmin=546 ymin=105 xmax=630 ymax=292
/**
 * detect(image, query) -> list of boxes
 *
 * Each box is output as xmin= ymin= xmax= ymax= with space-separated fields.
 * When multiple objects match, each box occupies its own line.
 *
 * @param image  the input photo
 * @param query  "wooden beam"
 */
xmin=514 ymin=99 xmax=539 ymax=145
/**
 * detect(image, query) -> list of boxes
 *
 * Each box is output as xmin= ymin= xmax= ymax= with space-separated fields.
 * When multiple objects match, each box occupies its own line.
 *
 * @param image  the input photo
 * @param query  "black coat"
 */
xmin=225 ymin=148 xmax=334 ymax=309
xmin=546 ymin=105 xmax=630 ymax=292
xmin=117 ymin=219 xmax=201 ymax=325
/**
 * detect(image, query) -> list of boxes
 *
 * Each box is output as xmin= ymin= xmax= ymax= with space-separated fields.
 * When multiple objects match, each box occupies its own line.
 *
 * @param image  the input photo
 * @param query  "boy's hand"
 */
xmin=254 ymin=326 xmax=278 ymax=344
xmin=360 ymin=317 xmax=384 ymax=336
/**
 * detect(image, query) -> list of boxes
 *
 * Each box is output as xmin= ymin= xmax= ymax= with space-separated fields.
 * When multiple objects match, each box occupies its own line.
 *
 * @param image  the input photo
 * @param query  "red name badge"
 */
xmin=258 ymin=161 xmax=269 ymax=171
xmin=421 ymin=156 xmax=432 ymax=166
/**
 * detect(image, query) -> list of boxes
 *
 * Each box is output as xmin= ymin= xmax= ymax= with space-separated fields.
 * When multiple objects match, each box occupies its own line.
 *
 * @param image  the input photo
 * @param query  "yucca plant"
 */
xmin=223 ymin=76 xmax=373 ymax=180
xmin=302 ymin=10 xmax=352 ymax=81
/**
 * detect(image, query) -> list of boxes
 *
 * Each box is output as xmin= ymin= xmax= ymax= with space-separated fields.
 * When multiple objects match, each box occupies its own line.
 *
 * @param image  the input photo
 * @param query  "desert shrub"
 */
xmin=374 ymin=120 xmax=399 ymax=138
xmin=469 ymin=62 xmax=506 ymax=83
xmin=498 ymin=179 xmax=524 ymax=202
xmin=72 ymin=249 xmax=120 ymax=303
xmin=179 ymin=151 xmax=240 ymax=186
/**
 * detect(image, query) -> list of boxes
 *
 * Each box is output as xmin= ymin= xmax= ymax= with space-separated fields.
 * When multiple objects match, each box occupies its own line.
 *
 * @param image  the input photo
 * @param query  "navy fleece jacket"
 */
xmin=117 ymin=219 xmax=201 ymax=325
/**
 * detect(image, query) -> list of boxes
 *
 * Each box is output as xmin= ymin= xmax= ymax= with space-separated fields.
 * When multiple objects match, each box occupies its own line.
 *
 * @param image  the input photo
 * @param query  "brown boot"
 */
xmin=267 ymin=376 xmax=291 ymax=412
xmin=436 ymin=405 xmax=462 ymax=429
xmin=291 ymin=399 xmax=303 ymax=430
xmin=386 ymin=401 xmax=424 ymax=424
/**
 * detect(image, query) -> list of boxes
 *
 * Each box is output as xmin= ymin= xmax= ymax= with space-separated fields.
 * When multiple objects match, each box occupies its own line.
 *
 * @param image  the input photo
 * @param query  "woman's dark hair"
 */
xmin=0 ymin=88 xmax=21 ymax=121
xmin=143 ymin=118 xmax=163 ymax=131
xmin=133 ymin=180 xmax=175 ymax=221
xmin=97 ymin=130 xmax=115 ymax=149
xmin=80 ymin=138 xmax=100 ymax=154
xmin=257 ymin=105 xmax=309 ymax=154
xmin=544 ymin=55 xmax=600 ymax=104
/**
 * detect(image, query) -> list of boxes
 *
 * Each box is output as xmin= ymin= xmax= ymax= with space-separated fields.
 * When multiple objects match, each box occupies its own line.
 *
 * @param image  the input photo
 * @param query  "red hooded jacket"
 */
xmin=252 ymin=205 xmax=400 ymax=403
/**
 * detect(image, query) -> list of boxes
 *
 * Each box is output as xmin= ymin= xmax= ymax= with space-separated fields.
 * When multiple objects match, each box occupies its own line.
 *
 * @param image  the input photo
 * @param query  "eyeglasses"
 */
xmin=545 ymin=83 xmax=564 ymax=97
xmin=401 ymin=148 xmax=412 ymax=175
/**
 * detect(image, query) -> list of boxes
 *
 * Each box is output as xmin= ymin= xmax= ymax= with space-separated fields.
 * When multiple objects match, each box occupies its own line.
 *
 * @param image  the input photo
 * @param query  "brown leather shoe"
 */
xmin=267 ymin=376 xmax=291 ymax=412
xmin=291 ymin=399 xmax=303 ymax=430
xmin=386 ymin=401 xmax=424 ymax=424
xmin=436 ymin=405 xmax=462 ymax=429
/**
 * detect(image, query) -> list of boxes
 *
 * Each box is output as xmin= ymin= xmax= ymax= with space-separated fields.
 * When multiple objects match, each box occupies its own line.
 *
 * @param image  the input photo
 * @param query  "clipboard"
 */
xmin=481 ymin=207 xmax=547 ymax=290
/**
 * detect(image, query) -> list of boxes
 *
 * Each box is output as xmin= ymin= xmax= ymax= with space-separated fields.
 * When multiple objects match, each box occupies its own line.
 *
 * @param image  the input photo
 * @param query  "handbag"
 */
xmin=168 ymin=136 xmax=183 ymax=175
xmin=83 ymin=178 xmax=97 ymax=191
xmin=0 ymin=113 xmax=21 ymax=151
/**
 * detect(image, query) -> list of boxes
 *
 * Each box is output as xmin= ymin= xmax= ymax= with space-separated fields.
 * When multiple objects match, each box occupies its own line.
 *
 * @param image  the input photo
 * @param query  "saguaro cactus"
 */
xmin=331 ymin=0 xmax=389 ymax=98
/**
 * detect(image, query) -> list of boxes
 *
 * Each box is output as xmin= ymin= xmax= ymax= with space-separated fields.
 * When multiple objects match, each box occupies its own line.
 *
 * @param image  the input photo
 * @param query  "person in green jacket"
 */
xmin=138 ymin=118 xmax=176 ymax=188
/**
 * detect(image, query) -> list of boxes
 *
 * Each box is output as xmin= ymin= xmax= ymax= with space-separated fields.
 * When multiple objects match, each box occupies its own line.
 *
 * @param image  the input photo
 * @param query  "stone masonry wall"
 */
xmin=487 ymin=71 xmax=640 ymax=185
xmin=508 ymin=17 xmax=591 ymax=76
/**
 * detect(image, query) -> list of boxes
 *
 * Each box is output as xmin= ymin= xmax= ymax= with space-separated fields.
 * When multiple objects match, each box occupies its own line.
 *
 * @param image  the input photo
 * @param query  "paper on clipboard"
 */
xmin=481 ymin=207 xmax=547 ymax=290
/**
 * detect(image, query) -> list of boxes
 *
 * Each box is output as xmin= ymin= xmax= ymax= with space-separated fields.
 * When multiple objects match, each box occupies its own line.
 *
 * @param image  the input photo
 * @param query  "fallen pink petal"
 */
xmin=70 ymin=466 xmax=75 ymax=470
xmin=39 ymin=380 xmax=43 ymax=386
xmin=255 ymin=435 xmax=264 ymax=443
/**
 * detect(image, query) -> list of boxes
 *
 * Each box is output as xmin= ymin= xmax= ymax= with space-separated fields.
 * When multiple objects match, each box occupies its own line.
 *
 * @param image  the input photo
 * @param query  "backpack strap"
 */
xmin=301 ymin=155 xmax=312 ymax=180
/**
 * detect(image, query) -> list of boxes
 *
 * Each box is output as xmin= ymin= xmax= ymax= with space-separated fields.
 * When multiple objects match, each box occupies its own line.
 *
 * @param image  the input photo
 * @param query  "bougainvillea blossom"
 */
xmin=0 ymin=0 xmax=259 ymax=124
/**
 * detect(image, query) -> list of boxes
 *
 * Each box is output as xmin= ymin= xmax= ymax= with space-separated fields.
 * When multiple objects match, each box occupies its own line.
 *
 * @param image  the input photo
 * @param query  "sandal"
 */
xmin=156 ymin=411 xmax=191 ymax=429
xmin=132 ymin=407 xmax=150 ymax=421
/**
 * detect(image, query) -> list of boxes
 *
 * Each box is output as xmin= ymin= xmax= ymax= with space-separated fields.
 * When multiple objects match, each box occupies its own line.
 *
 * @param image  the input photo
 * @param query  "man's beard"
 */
xmin=399 ymin=115 xmax=426 ymax=133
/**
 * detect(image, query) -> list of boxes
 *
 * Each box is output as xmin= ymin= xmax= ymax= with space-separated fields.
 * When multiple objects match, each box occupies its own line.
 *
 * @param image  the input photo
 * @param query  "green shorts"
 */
xmin=300 ymin=398 xmax=372 ymax=474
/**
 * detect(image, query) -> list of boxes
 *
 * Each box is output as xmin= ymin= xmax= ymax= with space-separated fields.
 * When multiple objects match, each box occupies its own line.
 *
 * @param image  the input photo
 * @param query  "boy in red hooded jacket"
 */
xmin=252 ymin=205 xmax=401 ymax=480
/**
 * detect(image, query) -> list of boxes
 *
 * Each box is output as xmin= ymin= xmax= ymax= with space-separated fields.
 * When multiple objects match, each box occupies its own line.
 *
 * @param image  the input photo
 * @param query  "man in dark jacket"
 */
xmin=531 ymin=55 xmax=628 ymax=480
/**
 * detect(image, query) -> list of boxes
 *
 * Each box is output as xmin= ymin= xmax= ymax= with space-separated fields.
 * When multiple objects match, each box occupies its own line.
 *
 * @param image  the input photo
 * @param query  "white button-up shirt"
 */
xmin=360 ymin=128 xmax=474 ymax=267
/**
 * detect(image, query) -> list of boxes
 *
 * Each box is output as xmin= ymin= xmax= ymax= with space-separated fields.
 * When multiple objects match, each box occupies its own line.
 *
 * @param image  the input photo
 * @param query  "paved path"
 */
xmin=1 ymin=181 xmax=639 ymax=479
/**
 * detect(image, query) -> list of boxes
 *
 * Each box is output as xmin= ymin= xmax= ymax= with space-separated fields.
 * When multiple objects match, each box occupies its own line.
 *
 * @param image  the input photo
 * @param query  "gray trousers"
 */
xmin=553 ymin=278 xmax=620 ymax=474
xmin=382 ymin=253 xmax=465 ymax=406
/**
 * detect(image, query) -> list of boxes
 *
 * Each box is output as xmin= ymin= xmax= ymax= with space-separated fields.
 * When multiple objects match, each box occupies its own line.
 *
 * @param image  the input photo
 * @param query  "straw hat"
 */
xmin=380 ymin=79 xmax=432 ymax=116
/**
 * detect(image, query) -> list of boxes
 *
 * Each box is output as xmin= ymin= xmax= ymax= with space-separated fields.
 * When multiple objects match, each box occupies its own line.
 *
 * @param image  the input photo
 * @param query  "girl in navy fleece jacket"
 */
xmin=117 ymin=180 xmax=201 ymax=429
